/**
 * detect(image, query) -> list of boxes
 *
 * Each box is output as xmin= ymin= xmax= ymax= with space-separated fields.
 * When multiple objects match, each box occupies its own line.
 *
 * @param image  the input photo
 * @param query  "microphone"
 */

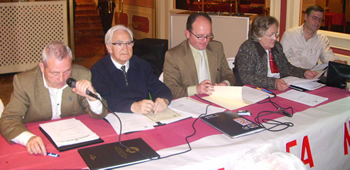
xmin=66 ymin=78 xmax=100 ymax=100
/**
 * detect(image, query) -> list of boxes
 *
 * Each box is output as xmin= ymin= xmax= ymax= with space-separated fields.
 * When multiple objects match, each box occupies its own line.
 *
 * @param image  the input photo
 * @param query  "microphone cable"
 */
xmin=67 ymin=78 xmax=155 ymax=160
xmin=90 ymin=93 xmax=215 ymax=162
xmin=158 ymin=96 xmax=213 ymax=160
xmin=254 ymin=97 xmax=294 ymax=132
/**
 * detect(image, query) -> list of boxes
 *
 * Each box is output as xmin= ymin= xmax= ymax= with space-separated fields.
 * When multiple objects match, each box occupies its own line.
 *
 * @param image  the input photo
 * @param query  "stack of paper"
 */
xmin=282 ymin=76 xmax=325 ymax=91
xmin=39 ymin=118 xmax=102 ymax=151
xmin=201 ymin=86 xmax=273 ymax=110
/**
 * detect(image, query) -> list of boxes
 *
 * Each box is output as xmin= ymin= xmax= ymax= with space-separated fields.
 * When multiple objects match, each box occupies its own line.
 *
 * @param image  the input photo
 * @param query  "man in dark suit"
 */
xmin=163 ymin=13 xmax=235 ymax=99
xmin=0 ymin=41 xmax=108 ymax=156
xmin=91 ymin=25 xmax=172 ymax=114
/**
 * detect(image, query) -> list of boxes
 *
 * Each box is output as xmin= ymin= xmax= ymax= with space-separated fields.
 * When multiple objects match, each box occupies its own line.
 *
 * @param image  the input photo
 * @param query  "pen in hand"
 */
xmin=148 ymin=93 xmax=158 ymax=114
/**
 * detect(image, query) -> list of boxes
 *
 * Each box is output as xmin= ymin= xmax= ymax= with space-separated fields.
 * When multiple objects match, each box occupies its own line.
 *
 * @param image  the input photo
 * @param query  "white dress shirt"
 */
xmin=281 ymin=25 xmax=338 ymax=69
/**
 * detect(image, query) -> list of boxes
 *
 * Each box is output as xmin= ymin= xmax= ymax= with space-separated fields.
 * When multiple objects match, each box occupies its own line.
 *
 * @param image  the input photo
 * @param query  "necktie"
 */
xmin=269 ymin=49 xmax=279 ymax=73
xmin=198 ymin=51 xmax=209 ymax=83
xmin=121 ymin=65 xmax=128 ymax=86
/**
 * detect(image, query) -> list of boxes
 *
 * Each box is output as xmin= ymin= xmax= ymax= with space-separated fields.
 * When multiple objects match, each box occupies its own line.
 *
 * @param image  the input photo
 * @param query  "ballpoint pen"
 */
xmin=256 ymin=87 xmax=276 ymax=98
xmin=256 ymin=87 xmax=273 ymax=94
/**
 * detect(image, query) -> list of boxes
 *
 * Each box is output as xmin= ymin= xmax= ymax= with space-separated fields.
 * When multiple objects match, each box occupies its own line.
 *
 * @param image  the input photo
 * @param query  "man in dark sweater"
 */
xmin=91 ymin=25 xmax=172 ymax=114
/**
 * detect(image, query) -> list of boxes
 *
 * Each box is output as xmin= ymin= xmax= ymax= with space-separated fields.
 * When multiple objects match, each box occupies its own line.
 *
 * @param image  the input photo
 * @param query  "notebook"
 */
xmin=78 ymin=138 xmax=159 ymax=169
xmin=201 ymin=111 xmax=264 ymax=138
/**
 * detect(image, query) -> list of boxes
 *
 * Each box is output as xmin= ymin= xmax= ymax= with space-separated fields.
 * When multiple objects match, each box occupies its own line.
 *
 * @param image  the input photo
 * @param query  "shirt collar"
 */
xmin=110 ymin=55 xmax=130 ymax=72
xmin=41 ymin=73 xmax=67 ymax=90
xmin=301 ymin=24 xmax=317 ymax=38
xmin=188 ymin=41 xmax=206 ymax=54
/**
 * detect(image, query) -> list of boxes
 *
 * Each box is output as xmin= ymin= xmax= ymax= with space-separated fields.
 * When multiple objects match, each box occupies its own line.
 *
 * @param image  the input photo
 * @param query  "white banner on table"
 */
xmin=121 ymin=97 xmax=350 ymax=170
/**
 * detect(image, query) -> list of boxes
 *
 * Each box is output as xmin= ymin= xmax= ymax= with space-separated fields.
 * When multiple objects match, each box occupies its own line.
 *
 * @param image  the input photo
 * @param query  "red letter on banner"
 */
xmin=345 ymin=122 xmax=350 ymax=155
xmin=301 ymin=136 xmax=314 ymax=168
xmin=286 ymin=140 xmax=297 ymax=153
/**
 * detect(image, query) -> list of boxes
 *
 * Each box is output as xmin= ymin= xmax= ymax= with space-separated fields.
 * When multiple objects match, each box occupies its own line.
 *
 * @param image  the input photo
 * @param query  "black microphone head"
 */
xmin=66 ymin=78 xmax=76 ymax=88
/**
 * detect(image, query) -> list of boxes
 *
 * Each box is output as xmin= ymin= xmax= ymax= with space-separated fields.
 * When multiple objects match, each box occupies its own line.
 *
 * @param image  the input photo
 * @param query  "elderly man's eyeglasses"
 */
xmin=189 ymin=30 xmax=214 ymax=40
xmin=264 ymin=32 xmax=279 ymax=39
xmin=311 ymin=16 xmax=324 ymax=22
xmin=111 ymin=41 xmax=134 ymax=48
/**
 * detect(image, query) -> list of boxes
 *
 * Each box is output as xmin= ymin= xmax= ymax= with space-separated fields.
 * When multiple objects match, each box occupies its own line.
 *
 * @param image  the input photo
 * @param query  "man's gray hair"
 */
xmin=234 ymin=144 xmax=307 ymax=170
xmin=105 ymin=25 xmax=134 ymax=44
xmin=42 ymin=40 xmax=72 ymax=66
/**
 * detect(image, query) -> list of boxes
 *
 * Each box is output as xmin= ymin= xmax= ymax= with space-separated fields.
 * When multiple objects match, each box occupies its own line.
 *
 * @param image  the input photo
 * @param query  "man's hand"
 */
xmin=215 ymin=80 xmax=229 ymax=86
xmin=153 ymin=98 xmax=169 ymax=114
xmin=334 ymin=60 xmax=348 ymax=65
xmin=26 ymin=136 xmax=47 ymax=156
xmin=275 ymin=79 xmax=289 ymax=91
xmin=131 ymin=99 xmax=155 ymax=114
xmin=72 ymin=79 xmax=97 ymax=101
xmin=196 ymin=80 xmax=214 ymax=95
xmin=304 ymin=70 xmax=318 ymax=79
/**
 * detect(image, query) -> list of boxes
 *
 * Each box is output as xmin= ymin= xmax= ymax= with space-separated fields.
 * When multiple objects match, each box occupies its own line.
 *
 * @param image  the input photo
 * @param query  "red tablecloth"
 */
xmin=0 ymin=86 xmax=349 ymax=169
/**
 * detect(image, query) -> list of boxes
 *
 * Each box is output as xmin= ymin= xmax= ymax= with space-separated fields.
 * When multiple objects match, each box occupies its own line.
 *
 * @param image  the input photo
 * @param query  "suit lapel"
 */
xmin=183 ymin=41 xmax=199 ymax=84
xmin=206 ymin=44 xmax=217 ymax=82
xmin=35 ymin=67 xmax=53 ymax=119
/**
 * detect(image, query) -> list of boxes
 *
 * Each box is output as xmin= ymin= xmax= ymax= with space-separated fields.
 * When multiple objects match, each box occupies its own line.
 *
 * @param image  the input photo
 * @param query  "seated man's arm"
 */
xmin=77 ymin=70 xmax=108 ymax=117
xmin=12 ymin=132 xmax=47 ymax=156
xmin=163 ymin=51 xmax=188 ymax=98
xmin=319 ymin=35 xmax=347 ymax=65
xmin=71 ymin=79 xmax=106 ymax=116
xmin=0 ymin=74 xmax=47 ymax=156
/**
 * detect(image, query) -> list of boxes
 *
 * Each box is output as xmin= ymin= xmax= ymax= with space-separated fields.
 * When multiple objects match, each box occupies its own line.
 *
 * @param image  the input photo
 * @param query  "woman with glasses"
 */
xmin=234 ymin=16 xmax=318 ymax=91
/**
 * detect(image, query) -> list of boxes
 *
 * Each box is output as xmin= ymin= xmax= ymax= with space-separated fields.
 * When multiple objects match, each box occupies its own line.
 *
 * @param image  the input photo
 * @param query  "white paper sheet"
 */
xmin=168 ymin=97 xmax=226 ymax=118
xmin=282 ymin=76 xmax=318 ymax=85
xmin=311 ymin=63 xmax=328 ymax=71
xmin=202 ymin=86 xmax=248 ymax=110
xmin=200 ymin=86 xmax=274 ymax=110
xmin=277 ymin=89 xmax=328 ymax=106
xmin=242 ymin=86 xmax=274 ymax=104
xmin=105 ymin=113 xmax=155 ymax=135
xmin=0 ymin=99 xmax=4 ymax=118
xmin=144 ymin=108 xmax=190 ymax=124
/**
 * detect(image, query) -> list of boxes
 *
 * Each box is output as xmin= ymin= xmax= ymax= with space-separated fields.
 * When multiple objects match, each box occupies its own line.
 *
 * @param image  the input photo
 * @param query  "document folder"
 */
xmin=40 ymin=127 xmax=103 ymax=152
xmin=39 ymin=118 xmax=104 ymax=152
xmin=78 ymin=138 xmax=159 ymax=169
xmin=201 ymin=112 xmax=264 ymax=138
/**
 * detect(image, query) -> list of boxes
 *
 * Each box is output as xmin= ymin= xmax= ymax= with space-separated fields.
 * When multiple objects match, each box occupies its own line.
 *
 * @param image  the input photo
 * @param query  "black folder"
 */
xmin=78 ymin=138 xmax=159 ymax=169
xmin=40 ymin=127 xmax=104 ymax=152
xmin=201 ymin=111 xmax=264 ymax=138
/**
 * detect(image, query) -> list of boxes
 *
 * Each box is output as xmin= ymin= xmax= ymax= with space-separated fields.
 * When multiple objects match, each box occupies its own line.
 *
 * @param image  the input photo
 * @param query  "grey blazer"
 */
xmin=235 ymin=39 xmax=306 ymax=89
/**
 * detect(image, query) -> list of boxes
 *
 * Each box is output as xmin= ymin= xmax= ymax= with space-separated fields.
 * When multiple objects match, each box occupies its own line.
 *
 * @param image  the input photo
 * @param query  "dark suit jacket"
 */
xmin=91 ymin=55 xmax=172 ymax=113
xmin=235 ymin=39 xmax=307 ymax=89
xmin=0 ymin=65 xmax=108 ymax=142
xmin=163 ymin=40 xmax=235 ymax=98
